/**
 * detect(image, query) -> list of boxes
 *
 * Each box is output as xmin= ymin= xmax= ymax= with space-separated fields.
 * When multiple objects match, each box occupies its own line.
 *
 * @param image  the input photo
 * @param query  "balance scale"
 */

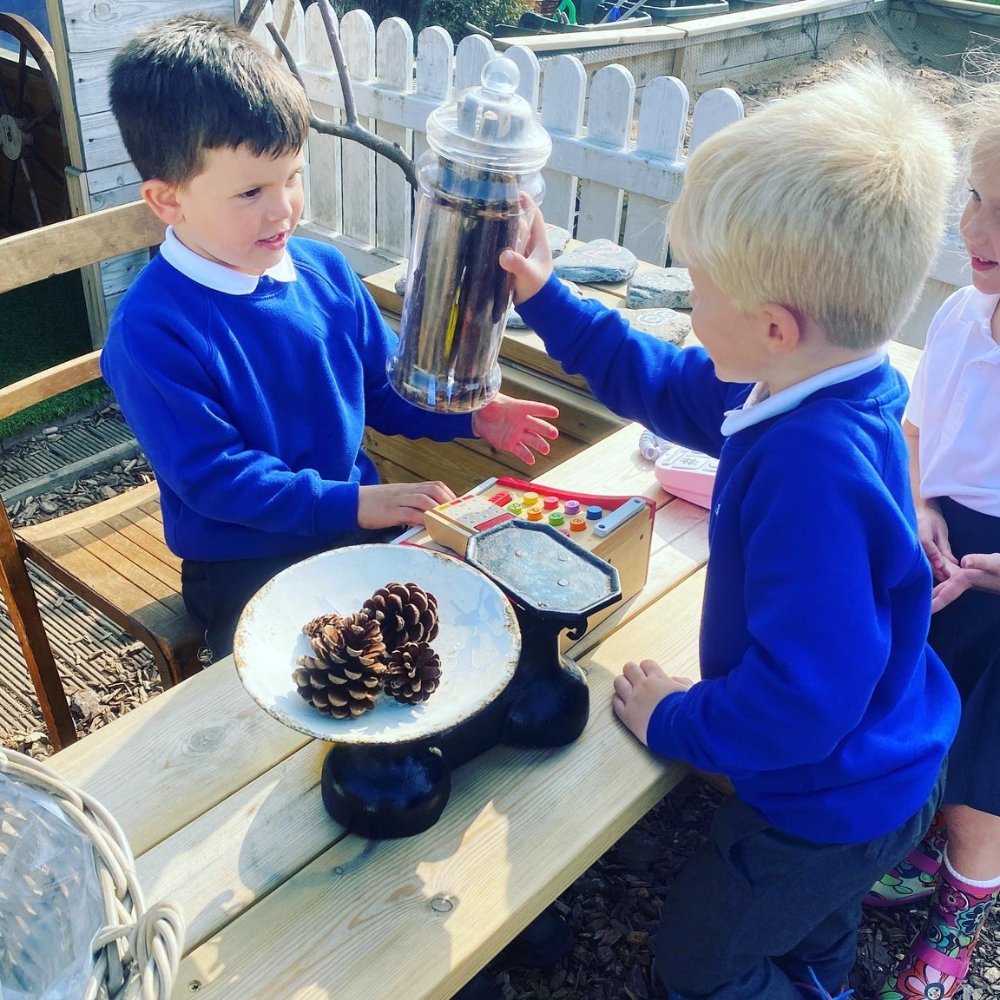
xmin=235 ymin=478 xmax=655 ymax=839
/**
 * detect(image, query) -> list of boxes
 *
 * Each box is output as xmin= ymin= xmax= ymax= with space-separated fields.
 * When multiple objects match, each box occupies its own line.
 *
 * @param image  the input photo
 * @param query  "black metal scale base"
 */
xmin=321 ymin=520 xmax=622 ymax=839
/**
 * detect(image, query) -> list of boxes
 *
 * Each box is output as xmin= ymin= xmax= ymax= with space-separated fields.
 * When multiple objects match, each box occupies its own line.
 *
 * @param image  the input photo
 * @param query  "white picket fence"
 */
xmin=248 ymin=2 xmax=744 ymax=270
xmin=63 ymin=1 xmax=961 ymax=344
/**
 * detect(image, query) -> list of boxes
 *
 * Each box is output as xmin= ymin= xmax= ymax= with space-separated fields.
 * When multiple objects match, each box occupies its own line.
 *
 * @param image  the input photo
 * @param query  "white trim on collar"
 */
xmin=159 ymin=226 xmax=297 ymax=294
xmin=720 ymin=349 xmax=887 ymax=437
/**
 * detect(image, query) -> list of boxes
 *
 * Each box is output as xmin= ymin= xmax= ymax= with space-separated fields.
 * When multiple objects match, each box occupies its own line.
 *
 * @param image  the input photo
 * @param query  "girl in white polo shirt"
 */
xmin=873 ymin=90 xmax=1000 ymax=1000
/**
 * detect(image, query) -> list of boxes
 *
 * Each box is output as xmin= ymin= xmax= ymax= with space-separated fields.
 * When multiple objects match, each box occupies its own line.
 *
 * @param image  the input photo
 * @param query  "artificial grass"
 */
xmin=0 ymin=269 xmax=110 ymax=440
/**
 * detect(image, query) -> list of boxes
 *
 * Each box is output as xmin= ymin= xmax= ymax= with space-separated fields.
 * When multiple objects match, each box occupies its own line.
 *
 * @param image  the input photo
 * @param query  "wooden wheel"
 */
xmin=0 ymin=12 xmax=67 ymax=234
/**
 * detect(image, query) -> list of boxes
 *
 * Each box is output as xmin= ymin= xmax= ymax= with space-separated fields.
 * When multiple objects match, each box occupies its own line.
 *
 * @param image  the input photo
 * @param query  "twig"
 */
xmin=266 ymin=4 xmax=417 ymax=189
xmin=238 ymin=0 xmax=269 ymax=31
xmin=317 ymin=0 xmax=358 ymax=126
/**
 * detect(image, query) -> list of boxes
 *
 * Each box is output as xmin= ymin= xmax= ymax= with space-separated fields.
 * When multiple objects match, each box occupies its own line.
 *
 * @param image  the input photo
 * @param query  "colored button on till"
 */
xmin=548 ymin=511 xmax=565 ymax=527
xmin=522 ymin=491 xmax=540 ymax=507
xmin=506 ymin=502 xmax=523 ymax=516
xmin=543 ymin=496 xmax=559 ymax=510
xmin=564 ymin=499 xmax=581 ymax=517
xmin=526 ymin=508 xmax=543 ymax=521
xmin=570 ymin=516 xmax=587 ymax=532
xmin=586 ymin=505 xmax=603 ymax=520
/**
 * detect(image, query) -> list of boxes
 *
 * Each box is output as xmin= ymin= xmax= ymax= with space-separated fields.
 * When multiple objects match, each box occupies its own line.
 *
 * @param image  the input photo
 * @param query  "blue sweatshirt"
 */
xmin=101 ymin=237 xmax=473 ymax=561
xmin=518 ymin=277 xmax=958 ymax=844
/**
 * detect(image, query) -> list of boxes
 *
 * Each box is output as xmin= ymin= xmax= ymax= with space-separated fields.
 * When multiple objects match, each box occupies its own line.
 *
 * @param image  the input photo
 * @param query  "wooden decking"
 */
xmin=0 ymin=562 xmax=152 ymax=739
xmin=0 ymin=408 xmax=159 ymax=744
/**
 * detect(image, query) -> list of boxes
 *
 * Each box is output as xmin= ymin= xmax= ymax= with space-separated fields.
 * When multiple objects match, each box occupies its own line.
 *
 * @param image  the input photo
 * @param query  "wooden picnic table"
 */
xmin=47 ymin=279 xmax=923 ymax=997
xmin=47 ymin=421 xmax=706 ymax=999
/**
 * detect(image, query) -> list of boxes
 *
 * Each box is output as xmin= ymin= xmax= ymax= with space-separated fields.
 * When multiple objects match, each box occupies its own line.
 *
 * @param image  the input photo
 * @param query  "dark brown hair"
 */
xmin=109 ymin=14 xmax=311 ymax=183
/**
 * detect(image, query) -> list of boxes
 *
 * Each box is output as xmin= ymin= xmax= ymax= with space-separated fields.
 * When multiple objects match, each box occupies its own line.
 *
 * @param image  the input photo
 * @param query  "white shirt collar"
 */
xmin=720 ymin=349 xmax=887 ymax=437
xmin=159 ymin=226 xmax=297 ymax=294
xmin=958 ymin=286 xmax=1000 ymax=330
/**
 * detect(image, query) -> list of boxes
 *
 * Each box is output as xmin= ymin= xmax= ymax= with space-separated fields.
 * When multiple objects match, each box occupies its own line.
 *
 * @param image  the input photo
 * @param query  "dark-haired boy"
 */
xmin=101 ymin=14 xmax=559 ymax=662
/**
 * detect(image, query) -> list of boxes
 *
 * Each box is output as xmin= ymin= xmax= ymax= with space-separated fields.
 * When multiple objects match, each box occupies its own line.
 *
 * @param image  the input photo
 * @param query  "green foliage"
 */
xmin=0 ymin=270 xmax=108 ymax=441
xmin=417 ymin=0 xmax=534 ymax=38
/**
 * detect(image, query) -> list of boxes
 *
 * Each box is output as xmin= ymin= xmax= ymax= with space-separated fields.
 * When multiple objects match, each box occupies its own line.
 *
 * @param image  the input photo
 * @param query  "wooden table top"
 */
xmin=49 ymin=301 xmax=923 ymax=997
xmin=51 ymin=423 xmax=711 ymax=1000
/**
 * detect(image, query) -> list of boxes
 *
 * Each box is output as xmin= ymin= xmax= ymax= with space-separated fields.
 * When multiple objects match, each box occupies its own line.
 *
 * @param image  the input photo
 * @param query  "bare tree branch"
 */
xmin=266 ymin=3 xmax=417 ymax=189
xmin=317 ymin=0 xmax=358 ymax=126
xmin=238 ymin=0 xmax=269 ymax=30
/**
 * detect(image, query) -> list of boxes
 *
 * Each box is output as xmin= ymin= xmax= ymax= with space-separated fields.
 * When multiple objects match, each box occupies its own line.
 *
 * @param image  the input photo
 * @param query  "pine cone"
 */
xmin=384 ymin=641 xmax=442 ymax=705
xmin=302 ymin=612 xmax=347 ymax=640
xmin=362 ymin=582 xmax=439 ymax=652
xmin=293 ymin=612 xmax=388 ymax=719
xmin=292 ymin=654 xmax=381 ymax=719
xmin=308 ymin=612 xmax=386 ymax=668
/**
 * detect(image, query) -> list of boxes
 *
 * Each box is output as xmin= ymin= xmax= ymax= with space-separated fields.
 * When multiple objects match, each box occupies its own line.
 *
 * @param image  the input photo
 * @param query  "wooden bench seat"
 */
xmin=0 ymin=202 xmax=205 ymax=750
xmin=15 ymin=479 xmax=200 ymax=674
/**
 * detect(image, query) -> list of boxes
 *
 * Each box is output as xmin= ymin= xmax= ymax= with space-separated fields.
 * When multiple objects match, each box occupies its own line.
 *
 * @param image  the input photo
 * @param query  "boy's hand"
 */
xmin=931 ymin=551 xmax=1000 ymax=613
xmin=472 ymin=393 xmax=559 ymax=466
xmin=499 ymin=195 xmax=554 ymax=304
xmin=613 ymin=659 xmax=692 ymax=747
xmin=916 ymin=501 xmax=959 ymax=582
xmin=357 ymin=481 xmax=456 ymax=529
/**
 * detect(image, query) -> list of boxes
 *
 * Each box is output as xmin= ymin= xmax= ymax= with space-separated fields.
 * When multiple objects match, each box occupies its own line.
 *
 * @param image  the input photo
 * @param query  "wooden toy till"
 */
xmin=402 ymin=475 xmax=656 ymax=641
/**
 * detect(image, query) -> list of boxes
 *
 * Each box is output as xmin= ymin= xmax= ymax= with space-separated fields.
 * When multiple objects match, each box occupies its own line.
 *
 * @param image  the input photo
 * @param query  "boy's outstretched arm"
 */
xmin=614 ymin=659 xmax=693 ymax=745
xmin=499 ymin=195 xmax=554 ymax=304
xmin=472 ymin=393 xmax=559 ymax=466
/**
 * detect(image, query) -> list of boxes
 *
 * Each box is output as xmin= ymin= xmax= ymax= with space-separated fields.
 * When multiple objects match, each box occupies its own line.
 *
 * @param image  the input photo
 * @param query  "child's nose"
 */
xmin=267 ymin=191 xmax=294 ymax=221
xmin=962 ymin=203 xmax=989 ymax=245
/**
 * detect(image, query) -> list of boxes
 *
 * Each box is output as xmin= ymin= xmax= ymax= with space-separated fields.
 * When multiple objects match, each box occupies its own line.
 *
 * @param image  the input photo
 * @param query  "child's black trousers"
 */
xmin=653 ymin=769 xmax=944 ymax=999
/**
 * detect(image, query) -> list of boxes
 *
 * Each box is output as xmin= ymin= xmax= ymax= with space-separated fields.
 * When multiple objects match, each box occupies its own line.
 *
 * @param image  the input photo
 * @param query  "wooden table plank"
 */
xmin=173 ymin=571 xmax=708 ymax=1000
xmin=54 ymin=662 xmax=311 ymax=855
xmin=136 ymin=738 xmax=341 ymax=952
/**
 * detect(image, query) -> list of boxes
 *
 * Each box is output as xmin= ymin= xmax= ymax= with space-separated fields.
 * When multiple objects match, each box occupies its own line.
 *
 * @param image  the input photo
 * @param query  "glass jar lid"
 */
xmin=425 ymin=57 xmax=552 ymax=173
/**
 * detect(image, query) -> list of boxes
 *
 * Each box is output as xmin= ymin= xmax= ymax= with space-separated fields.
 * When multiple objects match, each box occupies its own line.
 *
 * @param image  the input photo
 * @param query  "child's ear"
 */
xmin=140 ymin=179 xmax=184 ymax=225
xmin=759 ymin=303 xmax=802 ymax=356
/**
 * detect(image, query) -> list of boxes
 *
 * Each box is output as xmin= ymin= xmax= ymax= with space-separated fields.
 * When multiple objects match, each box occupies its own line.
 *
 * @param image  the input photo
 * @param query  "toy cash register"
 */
xmin=401 ymin=476 xmax=656 ymax=638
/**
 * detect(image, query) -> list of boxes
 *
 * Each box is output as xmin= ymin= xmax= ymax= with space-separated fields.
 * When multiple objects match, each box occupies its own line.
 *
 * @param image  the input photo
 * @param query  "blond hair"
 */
xmin=954 ymin=83 xmax=1000 ymax=172
xmin=669 ymin=64 xmax=954 ymax=350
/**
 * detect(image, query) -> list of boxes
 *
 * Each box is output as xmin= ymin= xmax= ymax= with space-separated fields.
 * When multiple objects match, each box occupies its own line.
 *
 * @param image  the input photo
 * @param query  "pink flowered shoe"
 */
xmin=877 ymin=945 xmax=967 ymax=999
xmin=877 ymin=860 xmax=998 ymax=1000
xmin=865 ymin=813 xmax=946 ymax=909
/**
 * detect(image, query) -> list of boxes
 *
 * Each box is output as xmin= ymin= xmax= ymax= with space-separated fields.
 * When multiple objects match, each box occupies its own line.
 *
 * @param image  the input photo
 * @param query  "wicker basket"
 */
xmin=0 ymin=749 xmax=184 ymax=1000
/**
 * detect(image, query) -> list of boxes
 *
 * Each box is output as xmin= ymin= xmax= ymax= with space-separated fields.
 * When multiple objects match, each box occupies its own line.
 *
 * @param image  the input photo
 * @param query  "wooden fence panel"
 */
xmin=247 ymin=0 xmax=275 ymax=46
xmin=688 ymin=86 xmax=744 ymax=154
xmin=576 ymin=65 xmax=634 ymax=245
xmin=622 ymin=75 xmax=689 ymax=265
xmin=340 ymin=9 xmax=376 ymax=248
xmin=538 ymin=56 xmax=586 ymax=234
xmin=506 ymin=44 xmax=541 ymax=110
xmin=51 ymin=5 xmax=754 ymax=342
xmin=374 ymin=18 xmax=413 ymax=258
xmin=413 ymin=27 xmax=453 ymax=166
xmin=303 ymin=2 xmax=343 ymax=234
xmin=454 ymin=34 xmax=494 ymax=91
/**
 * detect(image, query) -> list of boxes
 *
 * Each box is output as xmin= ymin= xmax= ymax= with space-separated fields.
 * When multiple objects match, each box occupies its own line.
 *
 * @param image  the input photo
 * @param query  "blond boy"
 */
xmin=501 ymin=66 xmax=960 ymax=999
